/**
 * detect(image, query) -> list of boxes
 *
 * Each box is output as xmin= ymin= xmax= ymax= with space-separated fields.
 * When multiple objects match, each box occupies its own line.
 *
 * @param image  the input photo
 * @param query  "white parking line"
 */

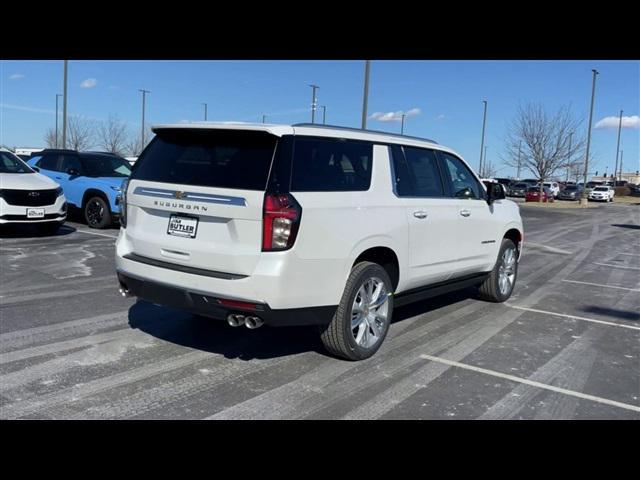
xmin=419 ymin=354 xmax=640 ymax=414
xmin=523 ymin=243 xmax=572 ymax=255
xmin=73 ymin=229 xmax=118 ymax=239
xmin=505 ymin=304 xmax=640 ymax=331
xmin=593 ymin=262 xmax=640 ymax=271
xmin=562 ymin=279 xmax=640 ymax=292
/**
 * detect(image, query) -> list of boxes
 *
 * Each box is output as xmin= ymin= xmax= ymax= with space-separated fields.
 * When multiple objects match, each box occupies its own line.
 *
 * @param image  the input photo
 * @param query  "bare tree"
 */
xmin=504 ymin=103 xmax=585 ymax=201
xmin=67 ymin=116 xmax=96 ymax=151
xmin=124 ymin=125 xmax=154 ymax=157
xmin=44 ymin=127 xmax=58 ymax=148
xmin=97 ymin=115 xmax=129 ymax=155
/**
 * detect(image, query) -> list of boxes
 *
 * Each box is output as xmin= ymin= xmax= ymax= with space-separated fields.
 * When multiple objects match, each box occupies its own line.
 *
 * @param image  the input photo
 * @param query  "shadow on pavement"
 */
xmin=0 ymin=223 xmax=77 ymax=239
xmin=581 ymin=306 xmax=640 ymax=321
xmin=128 ymin=288 xmax=478 ymax=361
xmin=611 ymin=224 xmax=640 ymax=230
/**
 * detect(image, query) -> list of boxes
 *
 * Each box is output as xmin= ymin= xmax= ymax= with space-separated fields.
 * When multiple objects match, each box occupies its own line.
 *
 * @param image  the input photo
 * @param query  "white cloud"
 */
xmin=9 ymin=74 xmax=25 ymax=80
xmin=436 ymin=114 xmax=446 ymax=120
xmin=594 ymin=115 xmax=639 ymax=129
xmin=80 ymin=78 xmax=98 ymax=88
xmin=370 ymin=108 xmax=422 ymax=123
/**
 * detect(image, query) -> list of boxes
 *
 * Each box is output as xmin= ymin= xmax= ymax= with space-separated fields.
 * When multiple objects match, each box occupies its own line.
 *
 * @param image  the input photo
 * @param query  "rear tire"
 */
xmin=477 ymin=238 xmax=518 ymax=303
xmin=84 ymin=196 xmax=112 ymax=229
xmin=319 ymin=261 xmax=394 ymax=361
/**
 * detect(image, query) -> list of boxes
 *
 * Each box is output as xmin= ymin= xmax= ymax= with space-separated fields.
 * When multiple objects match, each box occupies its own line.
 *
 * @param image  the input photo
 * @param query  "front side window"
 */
xmin=0 ymin=151 xmax=34 ymax=174
xmin=81 ymin=155 xmax=132 ymax=178
xmin=440 ymin=152 xmax=483 ymax=199
xmin=37 ymin=154 xmax=60 ymax=171
xmin=291 ymin=137 xmax=373 ymax=192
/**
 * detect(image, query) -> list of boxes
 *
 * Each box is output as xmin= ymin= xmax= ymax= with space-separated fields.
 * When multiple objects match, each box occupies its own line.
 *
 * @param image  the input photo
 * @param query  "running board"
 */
xmin=393 ymin=273 xmax=490 ymax=308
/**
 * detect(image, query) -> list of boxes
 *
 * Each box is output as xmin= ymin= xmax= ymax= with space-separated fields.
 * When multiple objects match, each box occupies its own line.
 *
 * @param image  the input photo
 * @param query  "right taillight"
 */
xmin=262 ymin=193 xmax=302 ymax=251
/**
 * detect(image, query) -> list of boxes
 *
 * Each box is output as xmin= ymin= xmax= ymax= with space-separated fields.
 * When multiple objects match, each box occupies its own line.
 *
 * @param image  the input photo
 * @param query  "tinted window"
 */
xmin=131 ymin=129 xmax=277 ymax=190
xmin=37 ymin=154 xmax=60 ymax=171
xmin=440 ymin=153 xmax=483 ymax=199
xmin=291 ymin=137 xmax=372 ymax=192
xmin=60 ymin=155 xmax=82 ymax=174
xmin=394 ymin=146 xmax=444 ymax=197
xmin=0 ymin=151 xmax=33 ymax=173
xmin=81 ymin=155 xmax=131 ymax=177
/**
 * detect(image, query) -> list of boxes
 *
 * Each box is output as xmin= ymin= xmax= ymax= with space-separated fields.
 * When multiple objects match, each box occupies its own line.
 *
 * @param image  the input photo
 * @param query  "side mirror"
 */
xmin=67 ymin=168 xmax=79 ymax=176
xmin=486 ymin=182 xmax=505 ymax=204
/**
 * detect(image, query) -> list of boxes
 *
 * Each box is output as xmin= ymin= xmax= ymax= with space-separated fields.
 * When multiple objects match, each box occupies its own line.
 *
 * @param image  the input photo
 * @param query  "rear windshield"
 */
xmin=513 ymin=183 xmax=528 ymax=188
xmin=131 ymin=129 xmax=278 ymax=190
xmin=564 ymin=186 xmax=578 ymax=190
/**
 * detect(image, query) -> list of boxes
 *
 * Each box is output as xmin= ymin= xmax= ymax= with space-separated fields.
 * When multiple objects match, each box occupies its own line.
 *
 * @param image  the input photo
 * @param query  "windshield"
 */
xmin=513 ymin=183 xmax=528 ymax=188
xmin=564 ymin=186 xmax=578 ymax=191
xmin=0 ymin=151 xmax=34 ymax=174
xmin=593 ymin=187 xmax=608 ymax=191
xmin=81 ymin=155 xmax=132 ymax=177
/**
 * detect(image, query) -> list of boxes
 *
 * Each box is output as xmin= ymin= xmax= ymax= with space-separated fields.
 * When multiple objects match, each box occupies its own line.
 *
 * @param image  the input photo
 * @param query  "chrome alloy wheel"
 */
xmin=498 ymin=246 xmax=517 ymax=296
xmin=350 ymin=277 xmax=390 ymax=348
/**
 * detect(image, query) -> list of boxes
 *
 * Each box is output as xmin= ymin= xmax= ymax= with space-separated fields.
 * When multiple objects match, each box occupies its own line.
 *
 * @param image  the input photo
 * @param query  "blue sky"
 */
xmin=1 ymin=60 xmax=638 ymax=178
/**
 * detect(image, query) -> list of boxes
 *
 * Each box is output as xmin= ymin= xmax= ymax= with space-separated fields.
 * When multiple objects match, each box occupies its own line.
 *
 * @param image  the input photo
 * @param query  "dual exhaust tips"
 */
xmin=227 ymin=314 xmax=264 ymax=329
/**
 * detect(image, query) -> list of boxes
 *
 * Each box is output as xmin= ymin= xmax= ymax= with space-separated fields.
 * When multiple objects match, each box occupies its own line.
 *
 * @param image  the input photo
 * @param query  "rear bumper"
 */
xmin=116 ymin=270 xmax=336 ymax=326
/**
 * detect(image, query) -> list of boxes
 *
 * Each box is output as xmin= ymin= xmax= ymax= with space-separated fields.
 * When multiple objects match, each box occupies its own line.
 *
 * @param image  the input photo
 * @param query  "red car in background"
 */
xmin=525 ymin=186 xmax=554 ymax=202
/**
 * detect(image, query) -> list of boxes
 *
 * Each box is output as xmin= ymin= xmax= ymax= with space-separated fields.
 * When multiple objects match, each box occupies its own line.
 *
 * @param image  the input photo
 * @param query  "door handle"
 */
xmin=413 ymin=210 xmax=428 ymax=219
xmin=459 ymin=209 xmax=471 ymax=217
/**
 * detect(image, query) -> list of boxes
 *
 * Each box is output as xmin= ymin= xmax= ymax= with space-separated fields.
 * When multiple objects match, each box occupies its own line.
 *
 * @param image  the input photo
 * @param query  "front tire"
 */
xmin=319 ymin=261 xmax=394 ymax=361
xmin=84 ymin=196 xmax=112 ymax=229
xmin=477 ymin=238 xmax=518 ymax=302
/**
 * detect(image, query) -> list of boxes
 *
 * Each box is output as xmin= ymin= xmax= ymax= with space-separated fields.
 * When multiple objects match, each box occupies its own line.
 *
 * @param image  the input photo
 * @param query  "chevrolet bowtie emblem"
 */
xmin=174 ymin=191 xmax=186 ymax=200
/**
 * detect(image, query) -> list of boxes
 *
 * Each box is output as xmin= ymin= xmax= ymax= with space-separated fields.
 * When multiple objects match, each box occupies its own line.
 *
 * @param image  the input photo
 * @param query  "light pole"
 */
xmin=309 ymin=84 xmax=319 ymax=123
xmin=55 ymin=94 xmax=62 ymax=148
xmin=483 ymin=146 xmax=488 ymax=177
xmin=321 ymin=106 xmax=326 ymax=125
xmin=580 ymin=69 xmax=599 ymax=207
xmin=516 ymin=140 xmax=522 ymax=180
xmin=262 ymin=114 xmax=266 ymax=124
xmin=202 ymin=103 xmax=208 ymax=121
xmin=139 ymin=89 xmax=150 ymax=153
xmin=62 ymin=60 xmax=68 ymax=149
xmin=613 ymin=109 xmax=623 ymax=182
xmin=619 ymin=150 xmax=623 ymax=181
xmin=566 ymin=132 xmax=573 ymax=182
xmin=479 ymin=99 xmax=488 ymax=174
xmin=400 ymin=113 xmax=406 ymax=135
xmin=361 ymin=60 xmax=371 ymax=129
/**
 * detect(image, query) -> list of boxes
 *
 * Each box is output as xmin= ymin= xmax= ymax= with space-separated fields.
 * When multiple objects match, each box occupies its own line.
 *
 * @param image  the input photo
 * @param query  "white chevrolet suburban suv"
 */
xmin=115 ymin=123 xmax=523 ymax=360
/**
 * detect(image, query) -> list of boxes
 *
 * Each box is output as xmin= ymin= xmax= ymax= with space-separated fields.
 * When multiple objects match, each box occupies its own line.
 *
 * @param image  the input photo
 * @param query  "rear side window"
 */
xmin=131 ymin=129 xmax=278 ymax=190
xmin=291 ymin=137 xmax=373 ymax=192
xmin=402 ymin=146 xmax=444 ymax=197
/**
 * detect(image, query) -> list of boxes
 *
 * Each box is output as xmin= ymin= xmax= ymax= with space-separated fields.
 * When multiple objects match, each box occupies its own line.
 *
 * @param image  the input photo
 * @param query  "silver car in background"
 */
xmin=558 ymin=185 xmax=584 ymax=201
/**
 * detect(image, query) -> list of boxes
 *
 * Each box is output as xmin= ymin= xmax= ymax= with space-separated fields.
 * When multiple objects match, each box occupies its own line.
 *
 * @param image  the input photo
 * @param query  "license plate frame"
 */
xmin=26 ymin=208 xmax=45 ymax=219
xmin=167 ymin=214 xmax=199 ymax=239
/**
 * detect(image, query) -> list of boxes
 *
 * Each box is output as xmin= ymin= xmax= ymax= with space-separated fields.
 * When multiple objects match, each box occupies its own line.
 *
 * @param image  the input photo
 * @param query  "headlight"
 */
xmin=55 ymin=186 xmax=64 ymax=197
xmin=110 ymin=185 xmax=122 ymax=192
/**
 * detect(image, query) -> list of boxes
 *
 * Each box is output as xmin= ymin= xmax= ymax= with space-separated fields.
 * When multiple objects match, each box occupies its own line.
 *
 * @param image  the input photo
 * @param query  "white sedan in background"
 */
xmin=588 ymin=186 xmax=615 ymax=202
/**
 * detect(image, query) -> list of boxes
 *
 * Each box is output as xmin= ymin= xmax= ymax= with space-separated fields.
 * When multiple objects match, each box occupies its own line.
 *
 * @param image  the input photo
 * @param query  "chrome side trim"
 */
xmin=132 ymin=186 xmax=247 ymax=206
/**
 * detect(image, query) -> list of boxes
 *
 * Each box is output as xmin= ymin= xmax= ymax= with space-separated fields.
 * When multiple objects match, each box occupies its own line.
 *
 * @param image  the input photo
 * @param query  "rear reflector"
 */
xmin=217 ymin=298 xmax=259 ymax=310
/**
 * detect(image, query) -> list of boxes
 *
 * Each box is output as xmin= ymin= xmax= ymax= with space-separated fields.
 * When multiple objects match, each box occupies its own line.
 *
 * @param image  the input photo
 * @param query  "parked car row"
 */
xmin=1 ymin=148 xmax=131 ymax=234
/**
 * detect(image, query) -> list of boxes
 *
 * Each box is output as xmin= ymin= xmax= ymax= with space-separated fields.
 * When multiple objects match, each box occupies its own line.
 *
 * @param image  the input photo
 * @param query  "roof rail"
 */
xmin=292 ymin=123 xmax=438 ymax=144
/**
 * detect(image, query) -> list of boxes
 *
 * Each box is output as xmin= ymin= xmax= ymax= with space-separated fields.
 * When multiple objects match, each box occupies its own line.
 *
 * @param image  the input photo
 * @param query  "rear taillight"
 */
xmin=119 ymin=178 xmax=129 ymax=228
xmin=262 ymin=193 xmax=302 ymax=251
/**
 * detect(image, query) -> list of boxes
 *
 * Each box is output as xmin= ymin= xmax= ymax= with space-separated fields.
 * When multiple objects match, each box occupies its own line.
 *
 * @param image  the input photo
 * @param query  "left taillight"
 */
xmin=118 ymin=178 xmax=129 ymax=228
xmin=262 ymin=193 xmax=302 ymax=251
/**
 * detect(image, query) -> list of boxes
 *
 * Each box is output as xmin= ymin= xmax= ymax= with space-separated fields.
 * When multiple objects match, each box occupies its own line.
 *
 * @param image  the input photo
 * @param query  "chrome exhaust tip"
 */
xmin=118 ymin=285 xmax=131 ymax=298
xmin=244 ymin=316 xmax=264 ymax=329
xmin=227 ymin=314 xmax=245 ymax=327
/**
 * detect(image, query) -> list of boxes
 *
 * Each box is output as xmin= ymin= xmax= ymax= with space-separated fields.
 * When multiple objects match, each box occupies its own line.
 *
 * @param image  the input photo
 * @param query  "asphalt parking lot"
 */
xmin=1 ymin=203 xmax=638 ymax=420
